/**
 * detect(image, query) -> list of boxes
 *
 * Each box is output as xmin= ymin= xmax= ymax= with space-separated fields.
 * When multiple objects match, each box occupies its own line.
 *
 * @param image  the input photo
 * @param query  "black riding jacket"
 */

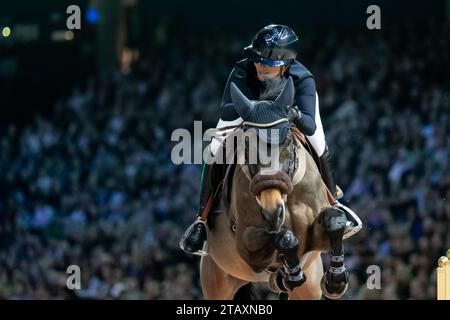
xmin=220 ymin=58 xmax=317 ymax=136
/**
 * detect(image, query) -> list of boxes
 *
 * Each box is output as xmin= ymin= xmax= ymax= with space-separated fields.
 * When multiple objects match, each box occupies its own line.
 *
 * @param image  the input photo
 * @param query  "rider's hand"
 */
xmin=287 ymin=105 xmax=302 ymax=122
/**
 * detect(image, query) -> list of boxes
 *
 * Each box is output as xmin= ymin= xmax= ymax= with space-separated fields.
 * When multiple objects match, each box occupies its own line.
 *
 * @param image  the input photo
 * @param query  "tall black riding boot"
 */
xmin=319 ymin=145 xmax=363 ymax=239
xmin=180 ymin=163 xmax=217 ymax=256
xmin=319 ymin=145 xmax=338 ymax=199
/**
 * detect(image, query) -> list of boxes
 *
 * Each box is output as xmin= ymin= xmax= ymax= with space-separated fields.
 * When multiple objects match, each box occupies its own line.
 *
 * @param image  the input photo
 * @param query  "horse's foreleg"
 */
xmin=200 ymin=255 xmax=247 ymax=300
xmin=320 ymin=207 xmax=349 ymax=299
xmin=287 ymin=254 xmax=323 ymax=300
xmin=270 ymin=228 xmax=306 ymax=292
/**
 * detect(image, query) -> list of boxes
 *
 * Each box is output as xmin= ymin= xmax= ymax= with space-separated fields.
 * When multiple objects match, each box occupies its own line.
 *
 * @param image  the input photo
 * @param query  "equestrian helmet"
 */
xmin=244 ymin=24 xmax=299 ymax=67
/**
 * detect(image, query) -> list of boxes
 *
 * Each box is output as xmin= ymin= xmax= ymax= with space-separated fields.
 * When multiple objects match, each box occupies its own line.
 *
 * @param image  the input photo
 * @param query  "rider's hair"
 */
xmin=280 ymin=65 xmax=290 ymax=76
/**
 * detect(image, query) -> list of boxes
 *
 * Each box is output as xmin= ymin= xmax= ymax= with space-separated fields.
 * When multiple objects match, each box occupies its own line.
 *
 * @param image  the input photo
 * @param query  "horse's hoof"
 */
xmin=320 ymin=274 xmax=349 ymax=300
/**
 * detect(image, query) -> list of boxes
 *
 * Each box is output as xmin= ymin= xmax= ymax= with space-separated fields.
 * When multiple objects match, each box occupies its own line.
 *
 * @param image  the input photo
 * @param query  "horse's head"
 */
xmin=230 ymin=77 xmax=302 ymax=233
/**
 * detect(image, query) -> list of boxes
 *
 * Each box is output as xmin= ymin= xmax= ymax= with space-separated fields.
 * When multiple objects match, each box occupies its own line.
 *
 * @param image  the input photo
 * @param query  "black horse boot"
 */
xmin=180 ymin=163 xmax=219 ymax=256
xmin=319 ymin=145 xmax=362 ymax=239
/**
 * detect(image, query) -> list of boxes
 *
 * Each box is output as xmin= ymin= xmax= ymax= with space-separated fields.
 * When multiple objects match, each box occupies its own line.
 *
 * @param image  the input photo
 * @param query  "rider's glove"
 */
xmin=287 ymin=105 xmax=302 ymax=123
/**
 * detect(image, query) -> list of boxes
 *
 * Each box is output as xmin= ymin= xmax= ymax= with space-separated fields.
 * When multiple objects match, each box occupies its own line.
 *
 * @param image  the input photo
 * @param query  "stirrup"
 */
xmin=334 ymin=202 xmax=362 ymax=240
xmin=179 ymin=218 xmax=209 ymax=256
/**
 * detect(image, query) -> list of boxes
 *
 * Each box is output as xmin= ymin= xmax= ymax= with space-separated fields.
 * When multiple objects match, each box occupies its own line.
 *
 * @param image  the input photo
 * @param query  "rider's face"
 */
xmin=254 ymin=63 xmax=283 ymax=81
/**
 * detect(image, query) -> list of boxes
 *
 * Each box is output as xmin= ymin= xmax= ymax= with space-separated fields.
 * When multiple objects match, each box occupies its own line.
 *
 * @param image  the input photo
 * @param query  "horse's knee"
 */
xmin=273 ymin=227 xmax=299 ymax=255
xmin=321 ymin=207 xmax=347 ymax=252
xmin=322 ymin=207 xmax=347 ymax=234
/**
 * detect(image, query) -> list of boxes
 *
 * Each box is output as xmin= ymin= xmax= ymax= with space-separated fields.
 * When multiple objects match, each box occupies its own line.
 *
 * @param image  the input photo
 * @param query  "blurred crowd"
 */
xmin=0 ymin=19 xmax=449 ymax=299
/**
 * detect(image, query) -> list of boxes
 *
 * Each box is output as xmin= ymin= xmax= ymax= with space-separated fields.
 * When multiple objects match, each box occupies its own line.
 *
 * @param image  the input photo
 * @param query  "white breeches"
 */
xmin=306 ymin=92 xmax=326 ymax=157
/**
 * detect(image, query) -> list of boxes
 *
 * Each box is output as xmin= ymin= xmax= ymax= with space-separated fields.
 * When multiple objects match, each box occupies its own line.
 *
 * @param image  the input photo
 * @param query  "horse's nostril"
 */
xmin=261 ymin=203 xmax=285 ymax=232
xmin=261 ymin=208 xmax=272 ymax=223
xmin=276 ymin=205 xmax=283 ymax=221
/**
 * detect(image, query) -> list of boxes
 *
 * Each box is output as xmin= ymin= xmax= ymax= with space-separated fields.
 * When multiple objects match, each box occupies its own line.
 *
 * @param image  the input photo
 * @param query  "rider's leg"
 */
xmin=306 ymin=93 xmax=362 ymax=238
xmin=179 ymin=161 xmax=217 ymax=255
xmin=306 ymin=92 xmax=342 ymax=199
xmin=180 ymin=117 xmax=242 ymax=255
xmin=318 ymin=144 xmax=338 ymax=198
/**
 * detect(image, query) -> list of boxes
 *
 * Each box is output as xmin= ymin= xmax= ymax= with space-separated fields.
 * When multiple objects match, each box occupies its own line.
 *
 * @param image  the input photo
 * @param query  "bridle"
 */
xmin=240 ymin=119 xmax=304 ymax=233
xmin=211 ymin=119 xmax=306 ymax=234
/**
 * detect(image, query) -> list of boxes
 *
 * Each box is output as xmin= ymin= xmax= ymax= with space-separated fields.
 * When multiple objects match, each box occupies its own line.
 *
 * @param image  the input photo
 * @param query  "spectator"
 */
xmin=0 ymin=20 xmax=449 ymax=300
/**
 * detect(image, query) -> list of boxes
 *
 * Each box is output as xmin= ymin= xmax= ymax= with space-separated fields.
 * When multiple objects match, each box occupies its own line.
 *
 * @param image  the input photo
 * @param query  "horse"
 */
xmin=200 ymin=77 xmax=353 ymax=300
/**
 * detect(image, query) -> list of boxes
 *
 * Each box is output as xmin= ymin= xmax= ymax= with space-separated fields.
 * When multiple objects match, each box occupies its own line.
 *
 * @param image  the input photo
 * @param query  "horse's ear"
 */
xmin=273 ymin=76 xmax=294 ymax=112
xmin=230 ymin=82 xmax=254 ymax=120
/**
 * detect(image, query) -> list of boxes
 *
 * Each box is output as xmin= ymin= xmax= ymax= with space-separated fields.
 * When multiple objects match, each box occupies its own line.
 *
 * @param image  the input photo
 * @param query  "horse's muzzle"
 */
xmin=255 ymin=188 xmax=286 ymax=233
xmin=250 ymin=170 xmax=291 ymax=233
xmin=260 ymin=202 xmax=285 ymax=233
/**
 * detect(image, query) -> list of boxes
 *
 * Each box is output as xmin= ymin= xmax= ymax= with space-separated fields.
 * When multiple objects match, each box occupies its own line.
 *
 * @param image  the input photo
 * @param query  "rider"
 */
xmin=180 ymin=24 xmax=361 ymax=255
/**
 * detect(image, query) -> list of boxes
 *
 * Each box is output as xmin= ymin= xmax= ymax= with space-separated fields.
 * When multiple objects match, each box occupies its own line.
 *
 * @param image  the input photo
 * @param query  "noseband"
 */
xmin=249 ymin=170 xmax=293 ymax=197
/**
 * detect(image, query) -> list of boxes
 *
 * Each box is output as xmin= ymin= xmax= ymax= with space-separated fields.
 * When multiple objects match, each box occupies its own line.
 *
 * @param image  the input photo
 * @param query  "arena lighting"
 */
xmin=64 ymin=31 xmax=74 ymax=41
xmin=2 ymin=26 xmax=11 ymax=37
xmin=86 ymin=8 xmax=100 ymax=24
xmin=51 ymin=30 xmax=74 ymax=42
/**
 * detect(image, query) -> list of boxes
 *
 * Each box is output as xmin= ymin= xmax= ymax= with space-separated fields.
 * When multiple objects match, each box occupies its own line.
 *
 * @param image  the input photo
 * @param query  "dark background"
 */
xmin=0 ymin=0 xmax=449 ymax=300
xmin=0 ymin=0 xmax=447 ymax=126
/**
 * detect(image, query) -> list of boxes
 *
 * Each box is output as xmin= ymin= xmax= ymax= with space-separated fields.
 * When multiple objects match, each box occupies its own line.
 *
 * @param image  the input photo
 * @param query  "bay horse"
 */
xmin=200 ymin=77 xmax=356 ymax=300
